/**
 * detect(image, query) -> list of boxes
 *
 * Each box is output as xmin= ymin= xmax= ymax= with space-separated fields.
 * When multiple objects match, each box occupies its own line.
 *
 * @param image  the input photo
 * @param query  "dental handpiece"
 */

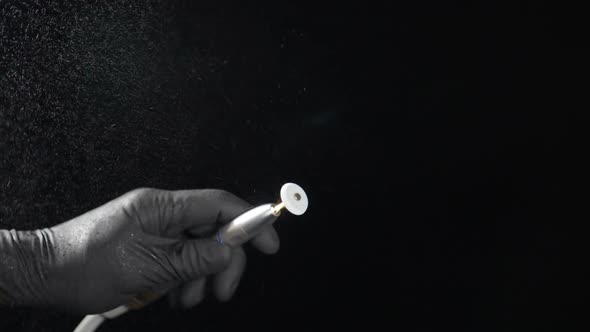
xmin=73 ymin=183 xmax=309 ymax=332
xmin=217 ymin=182 xmax=308 ymax=247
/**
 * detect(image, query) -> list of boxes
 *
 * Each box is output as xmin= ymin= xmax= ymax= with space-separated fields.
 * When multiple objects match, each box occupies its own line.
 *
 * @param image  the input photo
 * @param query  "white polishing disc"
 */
xmin=280 ymin=183 xmax=308 ymax=215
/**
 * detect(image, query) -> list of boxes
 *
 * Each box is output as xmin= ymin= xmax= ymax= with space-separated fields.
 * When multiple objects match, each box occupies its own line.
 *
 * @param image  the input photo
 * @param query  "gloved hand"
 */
xmin=0 ymin=188 xmax=279 ymax=314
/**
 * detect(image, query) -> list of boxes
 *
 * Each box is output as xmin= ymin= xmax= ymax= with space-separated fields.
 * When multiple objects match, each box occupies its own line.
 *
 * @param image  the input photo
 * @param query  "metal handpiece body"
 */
xmin=217 ymin=203 xmax=278 ymax=248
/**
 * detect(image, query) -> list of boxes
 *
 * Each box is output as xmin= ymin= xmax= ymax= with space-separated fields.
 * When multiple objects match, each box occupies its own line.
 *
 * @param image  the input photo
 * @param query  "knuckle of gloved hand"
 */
xmin=119 ymin=188 xmax=160 ymax=222
xmin=130 ymin=187 xmax=160 ymax=199
xmin=120 ymin=188 xmax=159 ymax=210
xmin=204 ymin=188 xmax=234 ymax=201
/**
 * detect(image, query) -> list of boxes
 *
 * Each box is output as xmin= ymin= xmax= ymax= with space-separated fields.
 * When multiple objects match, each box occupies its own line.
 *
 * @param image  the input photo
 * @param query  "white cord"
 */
xmin=73 ymin=306 xmax=129 ymax=332
xmin=73 ymin=315 xmax=104 ymax=332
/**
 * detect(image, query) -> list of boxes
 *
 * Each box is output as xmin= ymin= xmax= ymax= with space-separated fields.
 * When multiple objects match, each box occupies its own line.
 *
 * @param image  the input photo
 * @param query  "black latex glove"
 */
xmin=0 ymin=188 xmax=279 ymax=314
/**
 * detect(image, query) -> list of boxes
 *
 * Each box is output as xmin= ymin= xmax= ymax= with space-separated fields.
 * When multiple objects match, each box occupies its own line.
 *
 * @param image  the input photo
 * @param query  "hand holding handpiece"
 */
xmin=0 ymin=188 xmax=267 ymax=310
xmin=0 ymin=183 xmax=308 ymax=330
xmin=66 ymin=183 xmax=308 ymax=332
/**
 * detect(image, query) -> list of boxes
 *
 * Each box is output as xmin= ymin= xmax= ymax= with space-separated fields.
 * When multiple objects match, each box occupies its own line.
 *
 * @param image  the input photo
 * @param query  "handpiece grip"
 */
xmin=127 ymin=203 xmax=278 ymax=309
xmin=76 ymin=183 xmax=306 ymax=332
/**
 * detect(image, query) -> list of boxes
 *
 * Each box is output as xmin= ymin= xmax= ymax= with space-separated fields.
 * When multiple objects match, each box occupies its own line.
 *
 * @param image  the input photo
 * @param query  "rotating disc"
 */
xmin=280 ymin=183 xmax=308 ymax=215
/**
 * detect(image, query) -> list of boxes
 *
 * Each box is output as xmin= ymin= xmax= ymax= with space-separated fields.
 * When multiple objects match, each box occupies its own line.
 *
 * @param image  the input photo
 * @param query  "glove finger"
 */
xmin=213 ymin=246 xmax=246 ymax=302
xmin=249 ymin=224 xmax=280 ymax=254
xmin=169 ymin=238 xmax=231 ymax=281
xmin=159 ymin=189 xmax=252 ymax=236
xmin=178 ymin=278 xmax=207 ymax=309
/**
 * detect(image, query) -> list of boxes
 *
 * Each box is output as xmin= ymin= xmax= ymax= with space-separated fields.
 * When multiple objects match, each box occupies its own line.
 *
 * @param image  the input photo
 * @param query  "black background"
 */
xmin=0 ymin=0 xmax=582 ymax=331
